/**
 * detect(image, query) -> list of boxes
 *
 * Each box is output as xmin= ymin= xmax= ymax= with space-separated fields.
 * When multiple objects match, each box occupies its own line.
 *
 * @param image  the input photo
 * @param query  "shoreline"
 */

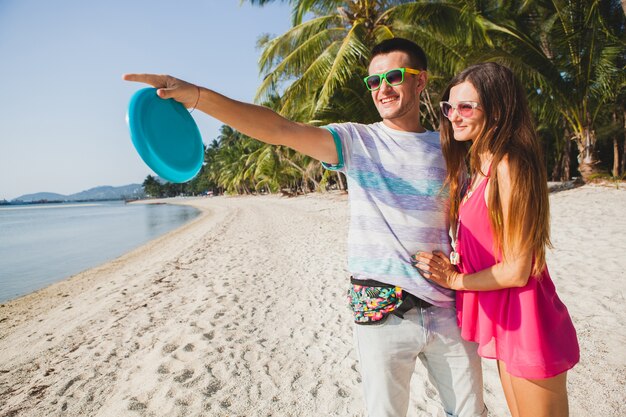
xmin=0 ymin=180 xmax=604 ymax=306
xmin=1 ymin=186 xmax=625 ymax=416
xmin=0 ymin=200 xmax=202 ymax=305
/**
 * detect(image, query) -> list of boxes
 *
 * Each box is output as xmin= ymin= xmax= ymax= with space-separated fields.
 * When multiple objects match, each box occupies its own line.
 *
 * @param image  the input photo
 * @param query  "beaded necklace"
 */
xmin=449 ymin=161 xmax=491 ymax=266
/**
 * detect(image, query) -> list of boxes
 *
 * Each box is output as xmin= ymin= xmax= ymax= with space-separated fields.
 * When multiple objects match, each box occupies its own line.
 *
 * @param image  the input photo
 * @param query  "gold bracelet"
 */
xmin=189 ymin=85 xmax=200 ymax=113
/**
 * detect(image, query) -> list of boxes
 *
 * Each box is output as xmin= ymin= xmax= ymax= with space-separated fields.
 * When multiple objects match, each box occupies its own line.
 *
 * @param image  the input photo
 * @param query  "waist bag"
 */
xmin=347 ymin=277 xmax=433 ymax=325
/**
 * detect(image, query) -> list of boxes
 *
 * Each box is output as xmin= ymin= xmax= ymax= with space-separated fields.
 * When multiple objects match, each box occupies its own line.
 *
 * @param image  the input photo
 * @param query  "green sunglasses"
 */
xmin=363 ymin=67 xmax=422 ymax=91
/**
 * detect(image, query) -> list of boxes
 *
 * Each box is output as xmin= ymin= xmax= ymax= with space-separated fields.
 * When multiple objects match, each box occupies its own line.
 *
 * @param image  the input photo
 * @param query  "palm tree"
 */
xmin=142 ymin=175 xmax=162 ymax=198
xmin=451 ymin=0 xmax=626 ymax=180
xmin=249 ymin=0 xmax=625 ymax=181
xmin=205 ymin=126 xmax=252 ymax=194
xmin=253 ymin=1 xmax=496 ymax=119
xmin=254 ymin=1 xmax=371 ymax=121
xmin=243 ymin=1 xmax=495 ymax=194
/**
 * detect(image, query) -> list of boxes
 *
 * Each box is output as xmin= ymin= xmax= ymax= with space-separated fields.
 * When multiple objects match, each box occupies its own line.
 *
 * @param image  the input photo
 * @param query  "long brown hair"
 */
xmin=440 ymin=62 xmax=551 ymax=275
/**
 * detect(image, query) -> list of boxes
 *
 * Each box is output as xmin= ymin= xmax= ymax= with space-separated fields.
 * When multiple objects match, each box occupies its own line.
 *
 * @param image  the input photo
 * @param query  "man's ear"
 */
xmin=416 ymin=71 xmax=428 ymax=93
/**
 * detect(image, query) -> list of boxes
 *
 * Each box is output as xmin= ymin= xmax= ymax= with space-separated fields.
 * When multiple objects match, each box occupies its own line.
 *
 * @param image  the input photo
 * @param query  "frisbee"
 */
xmin=126 ymin=87 xmax=203 ymax=183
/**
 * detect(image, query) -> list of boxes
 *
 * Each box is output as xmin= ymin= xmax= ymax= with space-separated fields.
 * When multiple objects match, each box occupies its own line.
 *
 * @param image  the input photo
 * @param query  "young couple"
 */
xmin=125 ymin=37 xmax=579 ymax=417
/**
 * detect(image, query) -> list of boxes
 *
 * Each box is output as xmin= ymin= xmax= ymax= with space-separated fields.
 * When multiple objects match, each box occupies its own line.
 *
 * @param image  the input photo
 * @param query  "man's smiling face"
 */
xmin=368 ymin=51 xmax=425 ymax=130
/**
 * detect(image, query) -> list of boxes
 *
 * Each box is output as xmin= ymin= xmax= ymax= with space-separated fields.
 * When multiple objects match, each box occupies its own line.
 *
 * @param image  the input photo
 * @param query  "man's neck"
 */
xmin=382 ymin=118 xmax=426 ymax=133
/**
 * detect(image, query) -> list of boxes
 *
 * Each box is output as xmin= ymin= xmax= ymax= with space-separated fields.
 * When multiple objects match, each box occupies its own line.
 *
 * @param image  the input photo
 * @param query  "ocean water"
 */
xmin=0 ymin=201 xmax=200 ymax=303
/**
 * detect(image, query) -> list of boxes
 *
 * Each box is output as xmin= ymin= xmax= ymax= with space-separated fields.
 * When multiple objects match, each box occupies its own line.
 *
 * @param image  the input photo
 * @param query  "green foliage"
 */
xmin=142 ymin=175 xmax=163 ymax=198
xmin=220 ymin=0 xmax=625 ymax=190
xmin=141 ymin=175 xmax=200 ymax=198
xmin=465 ymin=0 xmax=625 ymax=179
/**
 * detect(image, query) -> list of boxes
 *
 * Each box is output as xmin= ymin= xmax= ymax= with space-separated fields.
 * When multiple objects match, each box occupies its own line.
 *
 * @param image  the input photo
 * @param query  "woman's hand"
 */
xmin=412 ymin=250 xmax=463 ymax=290
xmin=123 ymin=73 xmax=200 ymax=109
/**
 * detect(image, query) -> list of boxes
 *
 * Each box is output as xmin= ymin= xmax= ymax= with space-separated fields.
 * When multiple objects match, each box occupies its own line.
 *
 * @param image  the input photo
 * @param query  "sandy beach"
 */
xmin=1 ymin=184 xmax=624 ymax=417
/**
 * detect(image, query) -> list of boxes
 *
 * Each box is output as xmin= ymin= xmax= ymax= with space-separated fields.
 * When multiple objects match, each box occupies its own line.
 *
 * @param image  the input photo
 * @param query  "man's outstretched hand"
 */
xmin=123 ymin=73 xmax=200 ymax=109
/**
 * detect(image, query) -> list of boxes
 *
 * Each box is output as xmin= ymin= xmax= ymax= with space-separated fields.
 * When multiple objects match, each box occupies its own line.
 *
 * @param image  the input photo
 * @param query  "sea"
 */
xmin=0 ymin=201 xmax=200 ymax=303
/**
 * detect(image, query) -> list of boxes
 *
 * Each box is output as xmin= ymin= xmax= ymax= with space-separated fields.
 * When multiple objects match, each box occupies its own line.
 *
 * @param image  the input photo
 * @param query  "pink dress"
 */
xmin=456 ymin=175 xmax=579 ymax=379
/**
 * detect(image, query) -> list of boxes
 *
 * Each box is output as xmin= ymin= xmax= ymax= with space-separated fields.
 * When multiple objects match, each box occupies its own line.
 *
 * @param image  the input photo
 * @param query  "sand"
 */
xmin=0 ymin=184 xmax=624 ymax=417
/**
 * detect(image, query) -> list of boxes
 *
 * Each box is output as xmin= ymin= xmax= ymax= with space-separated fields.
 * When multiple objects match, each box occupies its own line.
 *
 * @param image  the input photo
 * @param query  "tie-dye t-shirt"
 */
xmin=323 ymin=122 xmax=454 ymax=308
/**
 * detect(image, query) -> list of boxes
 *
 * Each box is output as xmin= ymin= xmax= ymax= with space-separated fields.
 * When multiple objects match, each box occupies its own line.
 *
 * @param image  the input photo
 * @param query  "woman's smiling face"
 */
xmin=446 ymin=81 xmax=485 ymax=142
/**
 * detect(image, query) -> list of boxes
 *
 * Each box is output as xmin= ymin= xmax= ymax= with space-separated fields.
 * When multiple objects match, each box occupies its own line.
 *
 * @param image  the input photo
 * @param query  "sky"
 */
xmin=0 ymin=0 xmax=294 ymax=200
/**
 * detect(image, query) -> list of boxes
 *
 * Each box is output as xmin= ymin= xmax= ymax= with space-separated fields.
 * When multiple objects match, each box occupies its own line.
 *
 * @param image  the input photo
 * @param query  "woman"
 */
xmin=413 ymin=62 xmax=579 ymax=417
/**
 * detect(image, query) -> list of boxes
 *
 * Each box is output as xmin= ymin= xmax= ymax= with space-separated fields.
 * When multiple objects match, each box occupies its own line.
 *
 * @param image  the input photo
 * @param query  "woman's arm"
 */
xmin=413 ymin=156 xmax=534 ymax=291
xmin=413 ymin=248 xmax=532 ymax=291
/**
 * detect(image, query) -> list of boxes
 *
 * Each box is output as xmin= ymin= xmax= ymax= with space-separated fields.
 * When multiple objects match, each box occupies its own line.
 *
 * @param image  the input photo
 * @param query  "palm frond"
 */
xmin=258 ymin=15 xmax=343 ymax=74
xmin=314 ymin=22 xmax=370 ymax=112
xmin=255 ymin=26 xmax=347 ymax=103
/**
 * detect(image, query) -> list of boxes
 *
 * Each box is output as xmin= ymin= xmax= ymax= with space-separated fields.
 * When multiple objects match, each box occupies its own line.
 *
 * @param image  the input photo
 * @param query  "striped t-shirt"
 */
xmin=323 ymin=122 xmax=454 ymax=308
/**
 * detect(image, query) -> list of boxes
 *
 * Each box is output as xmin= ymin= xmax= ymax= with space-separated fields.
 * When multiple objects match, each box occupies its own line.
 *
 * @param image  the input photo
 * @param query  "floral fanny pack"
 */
xmin=347 ymin=277 xmax=404 ymax=324
xmin=347 ymin=277 xmax=434 ymax=324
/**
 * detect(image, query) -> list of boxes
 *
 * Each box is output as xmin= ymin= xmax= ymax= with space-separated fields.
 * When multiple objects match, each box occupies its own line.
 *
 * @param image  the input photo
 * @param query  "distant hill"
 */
xmin=68 ymin=185 xmax=144 ymax=201
xmin=13 ymin=184 xmax=144 ymax=203
xmin=12 ymin=192 xmax=67 ymax=202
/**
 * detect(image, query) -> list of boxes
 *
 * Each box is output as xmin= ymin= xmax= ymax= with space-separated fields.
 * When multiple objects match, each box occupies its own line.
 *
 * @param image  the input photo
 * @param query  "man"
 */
xmin=124 ymin=37 xmax=486 ymax=417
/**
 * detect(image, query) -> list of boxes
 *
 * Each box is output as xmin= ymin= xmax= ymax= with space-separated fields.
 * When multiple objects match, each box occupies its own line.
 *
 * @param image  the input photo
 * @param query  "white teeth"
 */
xmin=381 ymin=97 xmax=397 ymax=104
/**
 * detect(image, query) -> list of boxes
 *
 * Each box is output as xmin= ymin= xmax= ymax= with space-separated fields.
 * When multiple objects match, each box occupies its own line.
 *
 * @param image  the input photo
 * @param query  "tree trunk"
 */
xmin=622 ymin=108 xmax=626 ymax=175
xmin=552 ymin=139 xmax=571 ymax=181
xmin=551 ymin=150 xmax=562 ymax=181
xmin=576 ymin=127 xmax=600 ymax=181
xmin=562 ymin=137 xmax=572 ymax=181
xmin=421 ymin=87 xmax=439 ymax=131
xmin=613 ymin=137 xmax=620 ymax=178
xmin=337 ymin=172 xmax=346 ymax=191
xmin=613 ymin=112 xmax=620 ymax=177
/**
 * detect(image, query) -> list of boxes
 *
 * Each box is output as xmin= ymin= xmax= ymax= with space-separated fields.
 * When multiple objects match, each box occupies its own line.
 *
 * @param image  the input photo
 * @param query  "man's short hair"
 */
xmin=370 ymin=38 xmax=428 ymax=71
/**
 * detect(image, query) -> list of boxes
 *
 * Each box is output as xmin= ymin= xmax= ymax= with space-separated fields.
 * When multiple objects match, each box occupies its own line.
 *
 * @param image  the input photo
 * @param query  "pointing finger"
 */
xmin=122 ymin=73 xmax=168 ymax=88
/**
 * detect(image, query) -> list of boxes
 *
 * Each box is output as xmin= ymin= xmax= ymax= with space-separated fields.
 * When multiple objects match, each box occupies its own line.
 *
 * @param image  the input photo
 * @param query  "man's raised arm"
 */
xmin=123 ymin=73 xmax=339 ymax=165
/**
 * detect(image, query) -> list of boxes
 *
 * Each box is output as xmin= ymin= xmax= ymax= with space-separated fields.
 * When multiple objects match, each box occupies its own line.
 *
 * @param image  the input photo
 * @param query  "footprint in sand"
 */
xmin=162 ymin=343 xmax=178 ymax=354
xmin=173 ymin=369 xmax=194 ymax=384
xmin=203 ymin=379 xmax=222 ymax=398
